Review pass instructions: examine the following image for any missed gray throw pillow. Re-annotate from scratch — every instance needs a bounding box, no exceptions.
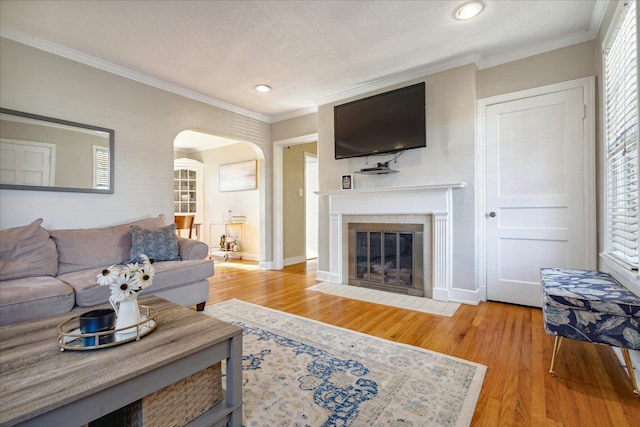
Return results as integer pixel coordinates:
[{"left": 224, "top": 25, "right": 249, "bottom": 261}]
[
  {"left": 129, "top": 223, "right": 180, "bottom": 263},
  {"left": 0, "top": 218, "right": 59, "bottom": 280}
]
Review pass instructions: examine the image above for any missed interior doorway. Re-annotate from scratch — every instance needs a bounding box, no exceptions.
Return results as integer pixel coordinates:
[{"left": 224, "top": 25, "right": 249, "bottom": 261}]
[{"left": 273, "top": 134, "right": 319, "bottom": 270}]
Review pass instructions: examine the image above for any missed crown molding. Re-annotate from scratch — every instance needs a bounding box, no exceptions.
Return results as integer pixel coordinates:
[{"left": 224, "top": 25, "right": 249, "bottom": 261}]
[
  {"left": 478, "top": 0, "right": 607, "bottom": 69},
  {"left": 273, "top": 133, "right": 318, "bottom": 146},
  {"left": 1, "top": 27, "right": 272, "bottom": 124},
  {"left": 313, "top": 53, "right": 480, "bottom": 107},
  {"left": 316, "top": 23, "right": 599, "bottom": 108},
  {"left": 271, "top": 106, "right": 318, "bottom": 123},
  {"left": 589, "top": 0, "right": 609, "bottom": 36},
  {"left": 477, "top": 28, "right": 597, "bottom": 70}
]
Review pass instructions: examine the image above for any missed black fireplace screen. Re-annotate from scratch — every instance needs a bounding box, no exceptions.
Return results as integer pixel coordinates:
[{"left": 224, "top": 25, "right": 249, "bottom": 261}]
[
  {"left": 356, "top": 231, "right": 413, "bottom": 286},
  {"left": 348, "top": 222, "right": 425, "bottom": 297}
]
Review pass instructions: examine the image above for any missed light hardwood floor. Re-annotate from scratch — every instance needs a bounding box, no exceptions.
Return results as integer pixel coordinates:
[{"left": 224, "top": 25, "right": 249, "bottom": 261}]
[{"left": 206, "top": 259, "right": 640, "bottom": 426}]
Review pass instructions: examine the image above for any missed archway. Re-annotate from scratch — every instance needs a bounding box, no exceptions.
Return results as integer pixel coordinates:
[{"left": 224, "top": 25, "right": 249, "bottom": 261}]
[{"left": 174, "top": 130, "right": 266, "bottom": 263}]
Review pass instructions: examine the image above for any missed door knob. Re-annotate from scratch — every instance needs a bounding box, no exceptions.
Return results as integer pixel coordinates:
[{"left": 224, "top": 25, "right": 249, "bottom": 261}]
[{"left": 489, "top": 212, "right": 496, "bottom": 218}]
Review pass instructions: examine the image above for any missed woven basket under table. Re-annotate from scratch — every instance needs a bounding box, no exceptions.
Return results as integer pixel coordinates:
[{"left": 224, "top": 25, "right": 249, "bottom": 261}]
[{"left": 90, "top": 362, "right": 222, "bottom": 427}]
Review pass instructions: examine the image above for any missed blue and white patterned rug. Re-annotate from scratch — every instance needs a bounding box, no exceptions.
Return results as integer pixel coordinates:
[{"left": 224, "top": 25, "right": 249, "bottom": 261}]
[{"left": 205, "top": 299, "right": 486, "bottom": 427}]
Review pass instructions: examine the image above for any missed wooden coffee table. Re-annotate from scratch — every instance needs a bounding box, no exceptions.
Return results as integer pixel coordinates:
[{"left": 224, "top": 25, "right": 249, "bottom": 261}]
[{"left": 0, "top": 296, "right": 243, "bottom": 427}]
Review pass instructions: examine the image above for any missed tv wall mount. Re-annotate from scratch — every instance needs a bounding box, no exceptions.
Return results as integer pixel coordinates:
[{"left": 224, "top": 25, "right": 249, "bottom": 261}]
[{"left": 355, "top": 162, "right": 399, "bottom": 175}]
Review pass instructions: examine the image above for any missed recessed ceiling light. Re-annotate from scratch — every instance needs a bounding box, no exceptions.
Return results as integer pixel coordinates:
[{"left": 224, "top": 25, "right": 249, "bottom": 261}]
[
  {"left": 255, "top": 84, "right": 272, "bottom": 93},
  {"left": 453, "top": 1, "right": 484, "bottom": 20}
]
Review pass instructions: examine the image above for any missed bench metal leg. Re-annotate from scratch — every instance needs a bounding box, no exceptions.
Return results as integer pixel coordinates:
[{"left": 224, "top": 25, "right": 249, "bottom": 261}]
[
  {"left": 549, "top": 336, "right": 562, "bottom": 376},
  {"left": 621, "top": 348, "right": 639, "bottom": 397}
]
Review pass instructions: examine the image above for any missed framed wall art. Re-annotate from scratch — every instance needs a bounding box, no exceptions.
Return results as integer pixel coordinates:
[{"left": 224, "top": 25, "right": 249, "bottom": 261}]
[
  {"left": 219, "top": 160, "right": 257, "bottom": 192},
  {"left": 341, "top": 174, "right": 354, "bottom": 190}
]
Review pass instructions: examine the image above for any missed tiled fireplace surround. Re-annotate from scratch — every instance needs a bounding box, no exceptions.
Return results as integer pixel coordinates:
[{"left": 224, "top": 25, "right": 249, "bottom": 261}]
[{"left": 324, "top": 183, "right": 465, "bottom": 302}]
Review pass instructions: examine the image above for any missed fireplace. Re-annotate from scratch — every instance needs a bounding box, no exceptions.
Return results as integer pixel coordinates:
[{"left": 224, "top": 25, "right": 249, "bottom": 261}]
[
  {"left": 321, "top": 183, "right": 465, "bottom": 302},
  {"left": 348, "top": 223, "right": 424, "bottom": 296}
]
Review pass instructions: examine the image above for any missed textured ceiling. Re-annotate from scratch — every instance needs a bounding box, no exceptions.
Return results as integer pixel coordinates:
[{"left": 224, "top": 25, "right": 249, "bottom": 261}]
[{"left": 1, "top": 0, "right": 603, "bottom": 123}]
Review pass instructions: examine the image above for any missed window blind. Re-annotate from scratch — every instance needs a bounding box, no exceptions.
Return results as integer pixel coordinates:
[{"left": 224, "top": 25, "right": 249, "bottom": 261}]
[{"left": 605, "top": 1, "right": 638, "bottom": 269}]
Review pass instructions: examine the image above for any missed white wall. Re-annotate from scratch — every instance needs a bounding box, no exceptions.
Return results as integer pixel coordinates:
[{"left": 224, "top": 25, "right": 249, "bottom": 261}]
[
  {"left": 0, "top": 38, "right": 272, "bottom": 260},
  {"left": 313, "top": 42, "right": 598, "bottom": 293},
  {"left": 317, "top": 64, "right": 478, "bottom": 291}
]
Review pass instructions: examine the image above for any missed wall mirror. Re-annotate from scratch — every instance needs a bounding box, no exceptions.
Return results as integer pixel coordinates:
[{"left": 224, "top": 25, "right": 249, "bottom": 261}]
[{"left": 0, "top": 108, "right": 114, "bottom": 194}]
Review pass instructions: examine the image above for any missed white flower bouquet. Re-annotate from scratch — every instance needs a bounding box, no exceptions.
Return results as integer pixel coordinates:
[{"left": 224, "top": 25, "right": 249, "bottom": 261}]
[{"left": 97, "top": 254, "right": 155, "bottom": 302}]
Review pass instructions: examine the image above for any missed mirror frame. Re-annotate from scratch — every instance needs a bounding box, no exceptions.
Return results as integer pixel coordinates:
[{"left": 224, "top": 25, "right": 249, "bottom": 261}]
[{"left": 0, "top": 108, "right": 115, "bottom": 194}]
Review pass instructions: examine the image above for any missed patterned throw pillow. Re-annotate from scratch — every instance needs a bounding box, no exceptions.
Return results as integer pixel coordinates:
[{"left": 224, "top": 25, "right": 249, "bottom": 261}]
[{"left": 129, "top": 223, "right": 180, "bottom": 263}]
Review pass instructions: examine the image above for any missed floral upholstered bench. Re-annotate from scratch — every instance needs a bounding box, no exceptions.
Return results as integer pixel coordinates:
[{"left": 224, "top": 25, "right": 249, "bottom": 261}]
[{"left": 540, "top": 267, "right": 640, "bottom": 396}]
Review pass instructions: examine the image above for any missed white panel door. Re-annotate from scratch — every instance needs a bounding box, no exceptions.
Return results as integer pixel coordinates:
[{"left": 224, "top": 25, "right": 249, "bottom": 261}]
[
  {"left": 0, "top": 140, "right": 54, "bottom": 186},
  {"left": 485, "top": 86, "right": 590, "bottom": 307}
]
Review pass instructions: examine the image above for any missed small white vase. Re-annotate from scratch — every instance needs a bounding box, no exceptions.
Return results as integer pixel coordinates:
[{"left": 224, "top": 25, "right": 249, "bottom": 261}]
[{"left": 110, "top": 293, "right": 142, "bottom": 337}]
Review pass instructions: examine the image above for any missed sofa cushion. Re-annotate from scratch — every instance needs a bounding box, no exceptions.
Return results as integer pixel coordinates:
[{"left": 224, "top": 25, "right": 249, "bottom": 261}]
[
  {"left": 51, "top": 215, "right": 168, "bottom": 275},
  {"left": 0, "top": 218, "right": 58, "bottom": 280},
  {"left": 129, "top": 223, "right": 180, "bottom": 263},
  {"left": 0, "top": 276, "right": 75, "bottom": 326},
  {"left": 58, "top": 259, "right": 214, "bottom": 308}
]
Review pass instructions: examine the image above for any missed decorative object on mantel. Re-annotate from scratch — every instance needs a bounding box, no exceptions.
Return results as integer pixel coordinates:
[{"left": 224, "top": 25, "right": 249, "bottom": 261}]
[
  {"left": 98, "top": 254, "right": 155, "bottom": 337},
  {"left": 340, "top": 173, "right": 354, "bottom": 190}
]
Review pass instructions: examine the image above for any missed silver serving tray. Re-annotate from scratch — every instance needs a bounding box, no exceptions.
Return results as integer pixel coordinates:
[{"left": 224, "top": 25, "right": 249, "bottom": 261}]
[{"left": 56, "top": 305, "right": 158, "bottom": 351}]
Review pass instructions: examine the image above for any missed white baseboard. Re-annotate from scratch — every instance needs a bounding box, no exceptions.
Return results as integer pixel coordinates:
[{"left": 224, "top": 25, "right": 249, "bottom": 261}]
[
  {"left": 448, "top": 287, "right": 481, "bottom": 305},
  {"left": 432, "top": 288, "right": 449, "bottom": 302},
  {"left": 478, "top": 285, "right": 487, "bottom": 302},
  {"left": 210, "top": 250, "right": 259, "bottom": 262},
  {"left": 433, "top": 287, "right": 480, "bottom": 305},
  {"left": 245, "top": 252, "right": 261, "bottom": 261},
  {"left": 284, "top": 255, "right": 307, "bottom": 267},
  {"left": 316, "top": 270, "right": 331, "bottom": 282},
  {"left": 314, "top": 269, "right": 340, "bottom": 283},
  {"left": 258, "top": 260, "right": 273, "bottom": 270}
]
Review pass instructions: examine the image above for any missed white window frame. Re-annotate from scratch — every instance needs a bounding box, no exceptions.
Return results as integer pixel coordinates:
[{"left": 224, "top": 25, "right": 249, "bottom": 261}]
[
  {"left": 93, "top": 144, "right": 110, "bottom": 190},
  {"left": 600, "top": 0, "right": 640, "bottom": 294}
]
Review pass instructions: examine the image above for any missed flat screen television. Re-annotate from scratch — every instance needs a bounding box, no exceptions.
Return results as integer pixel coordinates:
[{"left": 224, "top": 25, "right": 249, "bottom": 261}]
[{"left": 334, "top": 82, "right": 426, "bottom": 160}]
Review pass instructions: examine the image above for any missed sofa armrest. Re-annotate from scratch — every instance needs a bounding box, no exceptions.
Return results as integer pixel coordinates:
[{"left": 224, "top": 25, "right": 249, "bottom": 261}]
[{"left": 178, "top": 238, "right": 209, "bottom": 260}]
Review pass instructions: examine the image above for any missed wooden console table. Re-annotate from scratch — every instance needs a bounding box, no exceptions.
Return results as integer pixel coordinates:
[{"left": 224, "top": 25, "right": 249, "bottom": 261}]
[{"left": 0, "top": 296, "right": 243, "bottom": 427}]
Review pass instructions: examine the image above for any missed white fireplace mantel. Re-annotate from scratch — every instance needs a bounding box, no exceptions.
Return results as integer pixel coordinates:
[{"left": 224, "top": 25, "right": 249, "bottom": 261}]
[
  {"left": 316, "top": 183, "right": 465, "bottom": 197},
  {"left": 320, "top": 182, "right": 466, "bottom": 302}
]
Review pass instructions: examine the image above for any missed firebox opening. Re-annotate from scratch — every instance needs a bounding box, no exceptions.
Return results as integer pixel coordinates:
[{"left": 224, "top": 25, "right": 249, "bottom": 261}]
[{"left": 348, "top": 223, "right": 424, "bottom": 297}]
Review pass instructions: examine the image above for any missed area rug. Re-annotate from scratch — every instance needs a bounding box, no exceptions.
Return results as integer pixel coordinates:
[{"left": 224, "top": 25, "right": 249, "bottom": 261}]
[
  {"left": 307, "top": 283, "right": 461, "bottom": 317},
  {"left": 204, "top": 299, "right": 486, "bottom": 426}
]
